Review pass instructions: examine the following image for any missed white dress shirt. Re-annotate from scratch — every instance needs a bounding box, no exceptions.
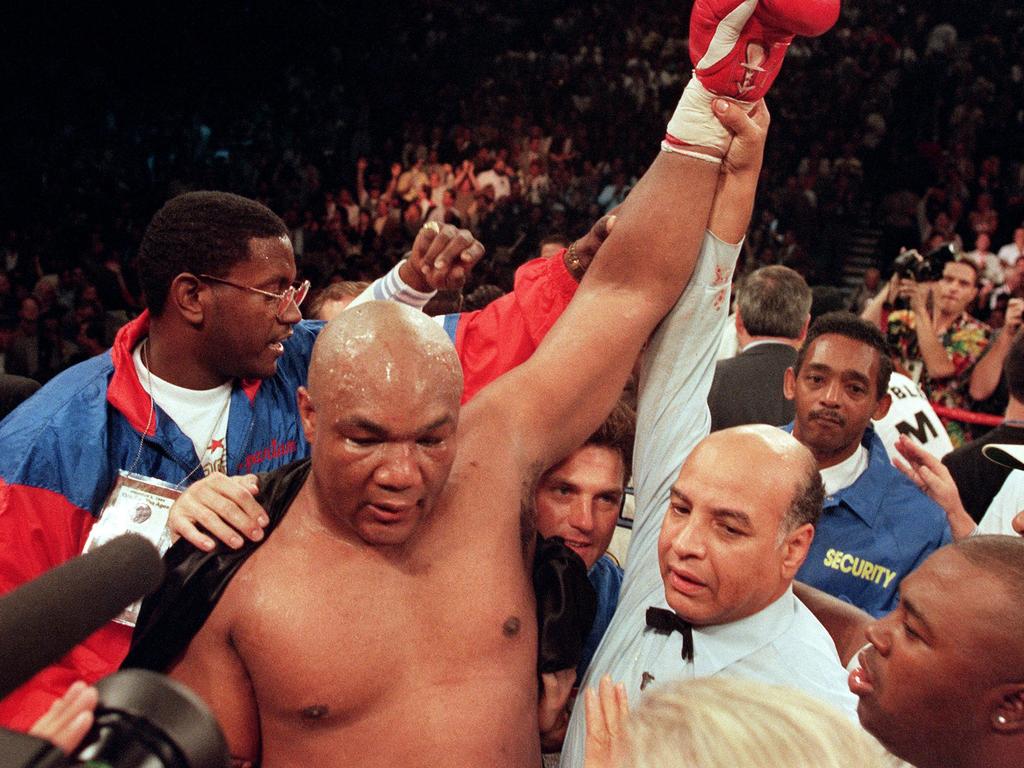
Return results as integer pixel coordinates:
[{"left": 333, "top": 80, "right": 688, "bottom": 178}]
[{"left": 560, "top": 232, "right": 858, "bottom": 767}]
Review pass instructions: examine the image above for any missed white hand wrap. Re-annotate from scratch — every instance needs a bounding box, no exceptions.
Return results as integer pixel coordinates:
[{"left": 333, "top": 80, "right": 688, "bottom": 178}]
[{"left": 663, "top": 78, "right": 753, "bottom": 158}]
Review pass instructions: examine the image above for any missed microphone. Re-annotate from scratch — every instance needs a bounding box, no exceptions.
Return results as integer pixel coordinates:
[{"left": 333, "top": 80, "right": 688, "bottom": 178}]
[{"left": 0, "top": 534, "right": 164, "bottom": 700}]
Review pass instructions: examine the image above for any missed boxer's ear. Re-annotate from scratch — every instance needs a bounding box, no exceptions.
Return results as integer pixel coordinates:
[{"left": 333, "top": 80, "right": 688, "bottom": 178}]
[{"left": 297, "top": 387, "right": 316, "bottom": 445}]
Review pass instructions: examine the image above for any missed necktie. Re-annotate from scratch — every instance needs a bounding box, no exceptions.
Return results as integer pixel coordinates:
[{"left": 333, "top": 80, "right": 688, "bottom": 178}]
[{"left": 645, "top": 606, "right": 694, "bottom": 662}]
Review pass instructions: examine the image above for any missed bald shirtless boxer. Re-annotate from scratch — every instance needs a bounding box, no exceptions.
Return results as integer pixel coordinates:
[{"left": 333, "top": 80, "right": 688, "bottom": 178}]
[
  {"left": 125, "top": 2, "right": 839, "bottom": 765},
  {"left": 138, "top": 209, "right": 720, "bottom": 767},
  {"left": 139, "top": 178, "right": 720, "bottom": 765}
]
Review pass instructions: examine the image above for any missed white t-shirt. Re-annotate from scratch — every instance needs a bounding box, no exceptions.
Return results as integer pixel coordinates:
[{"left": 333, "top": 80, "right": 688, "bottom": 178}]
[
  {"left": 133, "top": 344, "right": 232, "bottom": 476},
  {"left": 978, "top": 470, "right": 1024, "bottom": 535},
  {"left": 820, "top": 445, "right": 869, "bottom": 497},
  {"left": 475, "top": 169, "right": 511, "bottom": 201},
  {"left": 873, "top": 372, "right": 953, "bottom": 462},
  {"left": 996, "top": 242, "right": 1024, "bottom": 268}
]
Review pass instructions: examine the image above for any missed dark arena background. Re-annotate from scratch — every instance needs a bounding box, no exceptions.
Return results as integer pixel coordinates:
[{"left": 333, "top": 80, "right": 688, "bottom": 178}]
[
  {"left": 2, "top": 0, "right": 1023, "bottom": 376},
  {"left": 3, "top": 4, "right": 1024, "bottom": 765}
]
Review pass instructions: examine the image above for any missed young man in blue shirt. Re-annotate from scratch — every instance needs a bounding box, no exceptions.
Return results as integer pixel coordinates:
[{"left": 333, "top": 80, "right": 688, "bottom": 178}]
[{"left": 533, "top": 399, "right": 633, "bottom": 683}]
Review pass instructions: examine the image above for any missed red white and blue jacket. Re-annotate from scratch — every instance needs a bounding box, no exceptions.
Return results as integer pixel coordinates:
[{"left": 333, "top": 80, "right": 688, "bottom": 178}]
[
  {"left": 440, "top": 249, "right": 580, "bottom": 403},
  {"left": 0, "top": 252, "right": 578, "bottom": 729},
  {"left": 0, "top": 312, "right": 319, "bottom": 728}
]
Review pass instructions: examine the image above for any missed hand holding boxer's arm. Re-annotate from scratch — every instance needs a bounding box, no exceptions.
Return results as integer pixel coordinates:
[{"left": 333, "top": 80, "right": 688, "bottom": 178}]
[
  {"left": 708, "top": 99, "right": 770, "bottom": 244},
  {"left": 168, "top": 472, "right": 265, "bottom": 551},
  {"left": 564, "top": 214, "right": 617, "bottom": 282}
]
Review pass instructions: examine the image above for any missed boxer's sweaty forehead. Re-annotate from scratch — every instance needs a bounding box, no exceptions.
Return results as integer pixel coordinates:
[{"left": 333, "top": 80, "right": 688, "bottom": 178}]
[{"left": 308, "top": 302, "right": 462, "bottom": 406}]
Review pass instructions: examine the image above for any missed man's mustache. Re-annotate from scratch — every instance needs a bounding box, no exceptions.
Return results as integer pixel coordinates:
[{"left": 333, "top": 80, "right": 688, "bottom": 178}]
[{"left": 809, "top": 409, "right": 845, "bottom": 426}]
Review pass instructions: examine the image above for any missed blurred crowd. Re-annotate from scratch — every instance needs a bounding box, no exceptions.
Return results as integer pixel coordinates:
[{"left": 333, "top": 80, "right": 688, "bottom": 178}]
[
  {"left": 3, "top": 4, "right": 1024, "bottom": 767},
  {"left": 2, "top": 0, "right": 1023, "bottom": 386}
]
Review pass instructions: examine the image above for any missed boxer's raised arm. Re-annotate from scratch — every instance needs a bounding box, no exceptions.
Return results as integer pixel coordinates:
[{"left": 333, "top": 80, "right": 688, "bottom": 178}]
[
  {"left": 451, "top": 214, "right": 616, "bottom": 402},
  {"left": 476, "top": 102, "right": 763, "bottom": 481}
]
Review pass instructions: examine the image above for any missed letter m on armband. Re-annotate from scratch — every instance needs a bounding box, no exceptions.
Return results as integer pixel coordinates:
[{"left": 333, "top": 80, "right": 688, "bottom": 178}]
[{"left": 895, "top": 411, "right": 939, "bottom": 444}]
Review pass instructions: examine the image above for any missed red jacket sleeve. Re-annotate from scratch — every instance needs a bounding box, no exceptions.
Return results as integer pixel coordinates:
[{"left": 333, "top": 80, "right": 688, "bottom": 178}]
[
  {"left": 0, "top": 481, "right": 133, "bottom": 731},
  {"left": 455, "top": 251, "right": 579, "bottom": 403}
]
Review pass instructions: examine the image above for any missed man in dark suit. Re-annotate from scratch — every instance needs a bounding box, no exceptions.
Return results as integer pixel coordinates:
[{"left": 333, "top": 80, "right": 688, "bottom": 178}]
[{"left": 708, "top": 265, "right": 811, "bottom": 431}]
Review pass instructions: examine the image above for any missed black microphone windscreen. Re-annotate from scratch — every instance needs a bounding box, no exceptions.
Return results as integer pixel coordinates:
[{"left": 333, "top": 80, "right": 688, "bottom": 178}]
[{"left": 0, "top": 534, "right": 164, "bottom": 700}]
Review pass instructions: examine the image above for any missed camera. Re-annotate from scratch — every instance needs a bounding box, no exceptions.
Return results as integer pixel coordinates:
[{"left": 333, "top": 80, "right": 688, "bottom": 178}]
[
  {"left": 892, "top": 243, "right": 958, "bottom": 283},
  {"left": 0, "top": 670, "right": 228, "bottom": 768}
]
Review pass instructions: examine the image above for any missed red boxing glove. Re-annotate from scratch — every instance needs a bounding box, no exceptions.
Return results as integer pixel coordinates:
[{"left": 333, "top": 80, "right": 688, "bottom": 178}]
[{"left": 689, "top": 0, "right": 840, "bottom": 102}]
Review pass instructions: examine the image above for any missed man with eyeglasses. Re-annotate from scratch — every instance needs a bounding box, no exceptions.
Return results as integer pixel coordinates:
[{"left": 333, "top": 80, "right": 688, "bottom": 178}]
[
  {"left": 0, "top": 184, "right": 621, "bottom": 730},
  {"left": 0, "top": 190, "right": 493, "bottom": 729}
]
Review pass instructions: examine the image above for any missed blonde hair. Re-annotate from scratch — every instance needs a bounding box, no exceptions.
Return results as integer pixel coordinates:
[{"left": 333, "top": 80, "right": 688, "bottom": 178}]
[{"left": 625, "top": 678, "right": 897, "bottom": 768}]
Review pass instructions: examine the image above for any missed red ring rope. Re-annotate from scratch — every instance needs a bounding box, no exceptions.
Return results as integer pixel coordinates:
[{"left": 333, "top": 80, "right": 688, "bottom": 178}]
[{"left": 932, "top": 405, "right": 1002, "bottom": 428}]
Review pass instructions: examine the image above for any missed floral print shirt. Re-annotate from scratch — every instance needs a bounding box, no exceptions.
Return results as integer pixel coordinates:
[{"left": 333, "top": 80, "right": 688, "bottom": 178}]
[{"left": 886, "top": 310, "right": 992, "bottom": 447}]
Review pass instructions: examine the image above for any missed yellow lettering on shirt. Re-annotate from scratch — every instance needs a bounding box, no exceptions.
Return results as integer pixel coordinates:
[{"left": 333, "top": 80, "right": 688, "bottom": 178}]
[
  {"left": 822, "top": 549, "right": 897, "bottom": 589},
  {"left": 823, "top": 548, "right": 838, "bottom": 569}
]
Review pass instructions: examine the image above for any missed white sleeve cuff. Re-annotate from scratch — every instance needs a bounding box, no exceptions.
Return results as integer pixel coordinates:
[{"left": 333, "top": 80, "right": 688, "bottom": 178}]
[{"left": 347, "top": 259, "right": 437, "bottom": 311}]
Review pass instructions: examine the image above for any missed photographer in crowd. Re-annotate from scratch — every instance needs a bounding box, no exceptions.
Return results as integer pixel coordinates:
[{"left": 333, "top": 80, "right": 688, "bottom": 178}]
[{"left": 864, "top": 249, "right": 992, "bottom": 447}]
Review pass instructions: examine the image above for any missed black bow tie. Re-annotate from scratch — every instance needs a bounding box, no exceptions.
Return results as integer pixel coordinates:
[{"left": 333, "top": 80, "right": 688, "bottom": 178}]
[{"left": 646, "top": 606, "right": 695, "bottom": 662}]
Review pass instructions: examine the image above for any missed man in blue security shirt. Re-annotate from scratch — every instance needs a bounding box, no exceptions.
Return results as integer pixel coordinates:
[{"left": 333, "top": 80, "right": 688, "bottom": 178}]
[{"left": 783, "top": 312, "right": 952, "bottom": 617}]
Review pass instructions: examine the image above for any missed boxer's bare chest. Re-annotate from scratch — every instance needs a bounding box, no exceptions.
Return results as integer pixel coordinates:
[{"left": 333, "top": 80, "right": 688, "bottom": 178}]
[{"left": 224, "top": 509, "right": 536, "bottom": 731}]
